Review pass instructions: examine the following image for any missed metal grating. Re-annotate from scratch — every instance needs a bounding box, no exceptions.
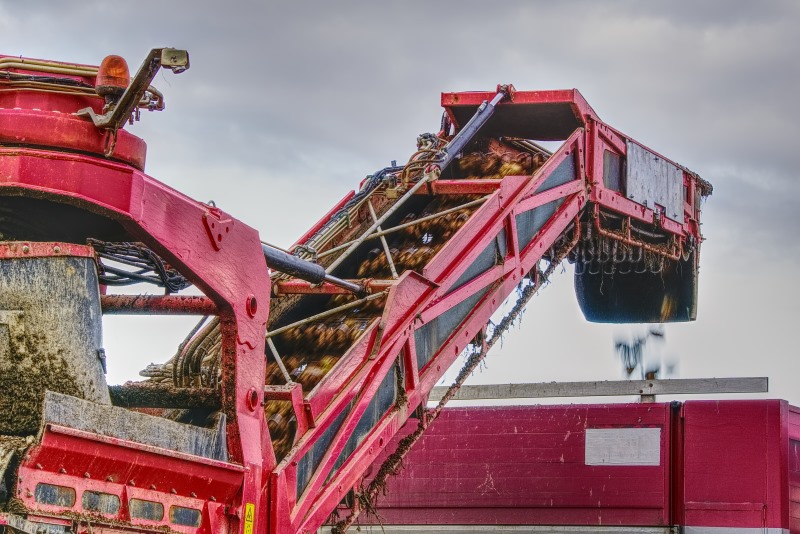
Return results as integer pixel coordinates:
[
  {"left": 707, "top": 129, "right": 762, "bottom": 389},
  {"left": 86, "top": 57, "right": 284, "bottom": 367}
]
[
  {"left": 414, "top": 287, "right": 490, "bottom": 371},
  {"left": 296, "top": 402, "right": 352, "bottom": 497},
  {"left": 515, "top": 199, "right": 565, "bottom": 252},
  {"left": 44, "top": 391, "right": 228, "bottom": 461},
  {"left": 448, "top": 228, "right": 507, "bottom": 294},
  {"left": 534, "top": 152, "right": 576, "bottom": 194},
  {"left": 603, "top": 150, "right": 625, "bottom": 194},
  {"left": 327, "top": 362, "right": 399, "bottom": 482}
]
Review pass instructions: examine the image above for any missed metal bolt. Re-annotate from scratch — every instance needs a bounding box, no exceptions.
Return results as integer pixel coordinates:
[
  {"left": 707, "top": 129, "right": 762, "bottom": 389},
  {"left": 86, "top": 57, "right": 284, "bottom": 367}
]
[
  {"left": 53, "top": 245, "right": 61, "bottom": 254},
  {"left": 246, "top": 294, "right": 258, "bottom": 317},
  {"left": 246, "top": 387, "right": 259, "bottom": 411},
  {"left": 22, "top": 245, "right": 30, "bottom": 254}
]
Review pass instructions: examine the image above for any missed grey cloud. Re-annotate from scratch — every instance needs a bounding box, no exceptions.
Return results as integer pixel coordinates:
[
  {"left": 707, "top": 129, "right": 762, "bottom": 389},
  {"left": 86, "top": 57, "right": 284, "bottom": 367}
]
[
  {"left": 3, "top": 1, "right": 800, "bottom": 401},
  {"left": 11, "top": 0, "right": 794, "bottom": 182}
]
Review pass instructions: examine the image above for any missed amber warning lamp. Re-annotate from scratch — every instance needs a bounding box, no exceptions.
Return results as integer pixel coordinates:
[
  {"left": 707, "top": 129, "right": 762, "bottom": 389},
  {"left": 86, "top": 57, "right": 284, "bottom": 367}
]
[
  {"left": 95, "top": 55, "right": 131, "bottom": 98},
  {"left": 78, "top": 48, "right": 189, "bottom": 135}
]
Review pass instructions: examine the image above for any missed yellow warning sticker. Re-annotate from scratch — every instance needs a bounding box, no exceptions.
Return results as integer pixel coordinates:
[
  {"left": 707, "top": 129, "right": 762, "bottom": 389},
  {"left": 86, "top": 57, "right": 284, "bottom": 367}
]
[{"left": 244, "top": 503, "right": 255, "bottom": 534}]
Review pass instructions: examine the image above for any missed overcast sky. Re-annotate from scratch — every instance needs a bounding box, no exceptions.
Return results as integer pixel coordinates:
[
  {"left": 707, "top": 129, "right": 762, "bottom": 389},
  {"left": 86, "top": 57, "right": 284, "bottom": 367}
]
[{"left": 3, "top": 1, "right": 799, "bottom": 404}]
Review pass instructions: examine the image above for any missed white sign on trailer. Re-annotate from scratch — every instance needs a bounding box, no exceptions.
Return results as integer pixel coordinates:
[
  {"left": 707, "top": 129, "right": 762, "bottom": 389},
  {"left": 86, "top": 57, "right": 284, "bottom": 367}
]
[{"left": 584, "top": 427, "right": 661, "bottom": 466}]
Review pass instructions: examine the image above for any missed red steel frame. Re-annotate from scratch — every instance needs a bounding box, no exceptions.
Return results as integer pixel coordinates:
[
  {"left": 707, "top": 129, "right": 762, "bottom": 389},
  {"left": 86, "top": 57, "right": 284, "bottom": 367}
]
[
  {"left": 0, "top": 140, "right": 272, "bottom": 533},
  {"left": 0, "top": 74, "right": 705, "bottom": 534},
  {"left": 269, "top": 89, "right": 704, "bottom": 532}
]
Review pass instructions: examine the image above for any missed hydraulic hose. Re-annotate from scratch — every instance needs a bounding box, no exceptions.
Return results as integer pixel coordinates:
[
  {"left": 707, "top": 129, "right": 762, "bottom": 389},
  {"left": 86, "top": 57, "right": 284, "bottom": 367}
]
[
  {"left": 435, "top": 87, "right": 510, "bottom": 172},
  {"left": 262, "top": 244, "right": 362, "bottom": 295}
]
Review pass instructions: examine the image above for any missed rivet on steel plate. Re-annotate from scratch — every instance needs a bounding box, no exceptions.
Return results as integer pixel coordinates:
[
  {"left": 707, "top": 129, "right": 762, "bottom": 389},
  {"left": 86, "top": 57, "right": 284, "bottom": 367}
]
[
  {"left": 22, "top": 245, "right": 30, "bottom": 254},
  {"left": 246, "top": 387, "right": 259, "bottom": 411},
  {"left": 53, "top": 245, "right": 61, "bottom": 254},
  {"left": 246, "top": 294, "right": 258, "bottom": 317}
]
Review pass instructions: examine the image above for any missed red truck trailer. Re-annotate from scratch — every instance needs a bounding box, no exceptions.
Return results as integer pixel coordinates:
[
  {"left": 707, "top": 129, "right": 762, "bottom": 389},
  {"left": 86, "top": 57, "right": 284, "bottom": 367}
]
[{"left": 345, "top": 400, "right": 798, "bottom": 533}]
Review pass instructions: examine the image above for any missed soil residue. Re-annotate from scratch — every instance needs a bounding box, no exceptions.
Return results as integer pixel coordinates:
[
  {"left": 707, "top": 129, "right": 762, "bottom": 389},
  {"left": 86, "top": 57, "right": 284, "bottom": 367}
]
[{"left": 0, "top": 331, "right": 83, "bottom": 435}]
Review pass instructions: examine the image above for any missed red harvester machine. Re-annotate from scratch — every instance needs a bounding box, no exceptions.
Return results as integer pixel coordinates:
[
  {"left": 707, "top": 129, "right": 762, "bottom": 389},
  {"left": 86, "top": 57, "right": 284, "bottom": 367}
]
[{"left": 0, "top": 49, "right": 710, "bottom": 534}]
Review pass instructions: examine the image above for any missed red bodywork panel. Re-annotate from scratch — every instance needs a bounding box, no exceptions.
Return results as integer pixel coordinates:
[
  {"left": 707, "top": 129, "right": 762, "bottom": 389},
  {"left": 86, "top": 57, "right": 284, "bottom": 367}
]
[
  {"left": 364, "top": 404, "right": 672, "bottom": 526},
  {"left": 18, "top": 425, "right": 244, "bottom": 534},
  {"left": 0, "top": 56, "right": 147, "bottom": 169},
  {"left": 681, "top": 400, "right": 791, "bottom": 530},
  {"left": 357, "top": 401, "right": 798, "bottom": 532}
]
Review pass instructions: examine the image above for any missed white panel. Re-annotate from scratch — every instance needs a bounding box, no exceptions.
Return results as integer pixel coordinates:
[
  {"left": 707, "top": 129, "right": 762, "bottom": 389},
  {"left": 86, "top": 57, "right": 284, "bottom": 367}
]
[
  {"left": 584, "top": 427, "right": 661, "bottom": 466},
  {"left": 428, "top": 377, "right": 768, "bottom": 401},
  {"left": 685, "top": 529, "right": 787, "bottom": 534},
  {"left": 626, "top": 141, "right": 683, "bottom": 221}
]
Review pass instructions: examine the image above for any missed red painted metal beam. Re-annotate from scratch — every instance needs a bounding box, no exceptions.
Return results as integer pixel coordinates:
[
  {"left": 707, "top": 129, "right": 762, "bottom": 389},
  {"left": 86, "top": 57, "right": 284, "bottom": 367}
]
[
  {"left": 0, "top": 146, "right": 272, "bottom": 534},
  {"left": 441, "top": 88, "right": 601, "bottom": 128},
  {"left": 0, "top": 241, "right": 95, "bottom": 259},
  {"left": 291, "top": 190, "right": 356, "bottom": 248},
  {"left": 273, "top": 279, "right": 394, "bottom": 296},
  {"left": 418, "top": 179, "right": 503, "bottom": 195},
  {"left": 101, "top": 294, "right": 218, "bottom": 315}
]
